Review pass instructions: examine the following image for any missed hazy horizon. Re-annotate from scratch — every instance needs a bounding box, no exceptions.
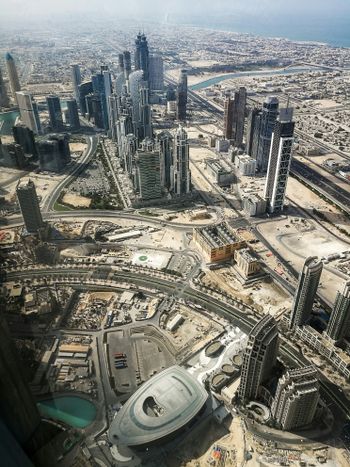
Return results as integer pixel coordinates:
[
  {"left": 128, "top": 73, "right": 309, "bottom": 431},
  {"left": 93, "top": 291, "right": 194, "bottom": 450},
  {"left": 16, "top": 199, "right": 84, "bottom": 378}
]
[
  {"left": 1, "top": 0, "right": 350, "bottom": 22},
  {"left": 1, "top": 0, "right": 350, "bottom": 47}
]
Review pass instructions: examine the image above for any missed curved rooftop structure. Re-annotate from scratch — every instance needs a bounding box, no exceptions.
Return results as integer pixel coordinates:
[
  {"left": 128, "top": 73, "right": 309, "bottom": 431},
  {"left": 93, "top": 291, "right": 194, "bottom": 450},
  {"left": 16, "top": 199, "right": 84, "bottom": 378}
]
[{"left": 109, "top": 366, "right": 208, "bottom": 446}]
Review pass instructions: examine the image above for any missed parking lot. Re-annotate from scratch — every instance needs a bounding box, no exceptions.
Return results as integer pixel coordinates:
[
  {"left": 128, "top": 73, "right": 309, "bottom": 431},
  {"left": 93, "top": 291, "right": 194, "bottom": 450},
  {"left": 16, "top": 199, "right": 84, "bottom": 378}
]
[{"left": 107, "top": 325, "right": 175, "bottom": 395}]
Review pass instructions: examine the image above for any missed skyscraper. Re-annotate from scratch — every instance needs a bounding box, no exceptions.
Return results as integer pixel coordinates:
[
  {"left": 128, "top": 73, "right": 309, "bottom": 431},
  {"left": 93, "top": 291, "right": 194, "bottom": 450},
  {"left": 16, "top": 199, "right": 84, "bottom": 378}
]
[
  {"left": 16, "top": 179, "right": 44, "bottom": 234},
  {"left": 232, "top": 87, "right": 246, "bottom": 148},
  {"left": 139, "top": 86, "right": 152, "bottom": 140},
  {"left": 78, "top": 81, "right": 93, "bottom": 115},
  {"left": 246, "top": 107, "right": 260, "bottom": 157},
  {"left": 70, "top": 64, "right": 81, "bottom": 104},
  {"left": 123, "top": 51, "right": 132, "bottom": 80},
  {"left": 16, "top": 92, "right": 41, "bottom": 134},
  {"left": 289, "top": 257, "right": 323, "bottom": 330},
  {"left": 172, "top": 126, "right": 191, "bottom": 195},
  {"left": 0, "top": 66, "right": 10, "bottom": 108},
  {"left": 157, "top": 131, "right": 173, "bottom": 190},
  {"left": 238, "top": 314, "right": 278, "bottom": 402},
  {"left": 118, "top": 54, "right": 124, "bottom": 73},
  {"left": 5, "top": 52, "right": 21, "bottom": 99},
  {"left": 91, "top": 67, "right": 112, "bottom": 130},
  {"left": 46, "top": 95, "right": 63, "bottom": 131},
  {"left": 38, "top": 134, "right": 71, "bottom": 172},
  {"left": 135, "top": 145, "right": 162, "bottom": 201},
  {"left": 135, "top": 33, "right": 150, "bottom": 82},
  {"left": 0, "top": 315, "right": 46, "bottom": 460},
  {"left": 129, "top": 70, "right": 146, "bottom": 138},
  {"left": 13, "top": 122, "right": 37, "bottom": 156},
  {"left": 271, "top": 366, "right": 319, "bottom": 431},
  {"left": 0, "top": 141, "right": 26, "bottom": 169},
  {"left": 326, "top": 281, "right": 350, "bottom": 342},
  {"left": 264, "top": 108, "right": 295, "bottom": 214},
  {"left": 256, "top": 96, "right": 279, "bottom": 172},
  {"left": 149, "top": 55, "right": 164, "bottom": 91},
  {"left": 223, "top": 94, "right": 234, "bottom": 140},
  {"left": 176, "top": 69, "right": 188, "bottom": 122},
  {"left": 122, "top": 133, "right": 138, "bottom": 175},
  {"left": 66, "top": 98, "right": 80, "bottom": 130}
]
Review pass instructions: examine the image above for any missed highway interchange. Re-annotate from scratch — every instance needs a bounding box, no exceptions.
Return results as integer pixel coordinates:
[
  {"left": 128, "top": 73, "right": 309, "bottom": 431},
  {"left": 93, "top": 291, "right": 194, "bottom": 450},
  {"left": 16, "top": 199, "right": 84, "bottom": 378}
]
[{"left": 2, "top": 70, "right": 350, "bottom": 451}]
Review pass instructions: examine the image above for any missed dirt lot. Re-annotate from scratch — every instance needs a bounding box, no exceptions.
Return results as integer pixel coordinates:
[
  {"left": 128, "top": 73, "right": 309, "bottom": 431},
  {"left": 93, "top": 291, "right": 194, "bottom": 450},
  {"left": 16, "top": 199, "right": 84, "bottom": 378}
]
[{"left": 62, "top": 192, "right": 92, "bottom": 208}]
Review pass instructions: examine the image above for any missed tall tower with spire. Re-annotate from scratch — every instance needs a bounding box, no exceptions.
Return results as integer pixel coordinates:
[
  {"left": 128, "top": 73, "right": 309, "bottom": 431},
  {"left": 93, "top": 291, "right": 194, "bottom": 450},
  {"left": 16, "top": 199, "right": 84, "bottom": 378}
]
[{"left": 5, "top": 52, "right": 21, "bottom": 99}]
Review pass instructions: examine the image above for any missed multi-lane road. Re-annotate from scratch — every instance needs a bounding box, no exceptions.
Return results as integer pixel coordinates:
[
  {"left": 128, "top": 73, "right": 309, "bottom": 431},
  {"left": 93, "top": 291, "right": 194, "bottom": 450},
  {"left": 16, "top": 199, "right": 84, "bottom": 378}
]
[
  {"left": 6, "top": 264, "right": 350, "bottom": 420},
  {"left": 42, "top": 135, "right": 99, "bottom": 212}
]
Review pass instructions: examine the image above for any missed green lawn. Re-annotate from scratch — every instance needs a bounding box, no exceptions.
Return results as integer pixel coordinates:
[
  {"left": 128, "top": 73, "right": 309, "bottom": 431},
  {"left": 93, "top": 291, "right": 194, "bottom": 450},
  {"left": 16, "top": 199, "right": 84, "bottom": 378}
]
[{"left": 53, "top": 201, "right": 74, "bottom": 212}]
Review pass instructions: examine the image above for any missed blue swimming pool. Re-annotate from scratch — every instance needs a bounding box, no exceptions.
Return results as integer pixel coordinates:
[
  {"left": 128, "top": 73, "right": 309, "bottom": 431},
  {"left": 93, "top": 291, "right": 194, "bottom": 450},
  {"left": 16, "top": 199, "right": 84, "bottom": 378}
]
[{"left": 37, "top": 396, "right": 97, "bottom": 429}]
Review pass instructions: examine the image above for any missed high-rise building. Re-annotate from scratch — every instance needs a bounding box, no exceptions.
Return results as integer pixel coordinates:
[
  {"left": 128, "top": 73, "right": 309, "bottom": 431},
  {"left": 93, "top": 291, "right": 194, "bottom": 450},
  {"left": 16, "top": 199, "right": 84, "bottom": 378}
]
[
  {"left": 0, "top": 141, "right": 26, "bottom": 169},
  {"left": 326, "top": 281, "right": 350, "bottom": 342},
  {"left": 70, "top": 64, "right": 81, "bottom": 104},
  {"left": 118, "top": 54, "right": 124, "bottom": 73},
  {"left": 223, "top": 93, "right": 234, "bottom": 140},
  {"left": 271, "top": 366, "right": 319, "bottom": 431},
  {"left": 157, "top": 131, "right": 173, "bottom": 190},
  {"left": 135, "top": 146, "right": 162, "bottom": 201},
  {"left": 149, "top": 55, "right": 164, "bottom": 91},
  {"left": 78, "top": 81, "right": 93, "bottom": 115},
  {"left": 232, "top": 87, "right": 246, "bottom": 148},
  {"left": 5, "top": 52, "right": 21, "bottom": 99},
  {"left": 103, "top": 69, "right": 113, "bottom": 123},
  {"left": 13, "top": 123, "right": 37, "bottom": 156},
  {"left": 135, "top": 33, "right": 150, "bottom": 82},
  {"left": 246, "top": 108, "right": 260, "bottom": 157},
  {"left": 38, "top": 134, "right": 70, "bottom": 172},
  {"left": 176, "top": 69, "right": 188, "bottom": 121},
  {"left": 123, "top": 51, "right": 132, "bottom": 80},
  {"left": 86, "top": 93, "right": 104, "bottom": 129},
  {"left": 139, "top": 86, "right": 152, "bottom": 140},
  {"left": 264, "top": 108, "right": 295, "bottom": 214},
  {"left": 92, "top": 68, "right": 111, "bottom": 130},
  {"left": 256, "top": 96, "right": 279, "bottom": 172},
  {"left": 66, "top": 98, "right": 80, "bottom": 130},
  {"left": 289, "top": 256, "right": 323, "bottom": 329},
  {"left": 46, "top": 95, "right": 63, "bottom": 131},
  {"left": 16, "top": 92, "right": 41, "bottom": 134},
  {"left": 238, "top": 315, "right": 278, "bottom": 402},
  {"left": 0, "top": 66, "right": 10, "bottom": 108},
  {"left": 172, "top": 126, "right": 191, "bottom": 195},
  {"left": 129, "top": 70, "right": 146, "bottom": 138},
  {"left": 0, "top": 315, "right": 48, "bottom": 461},
  {"left": 122, "top": 133, "right": 138, "bottom": 175},
  {"left": 115, "top": 72, "right": 126, "bottom": 98},
  {"left": 16, "top": 179, "right": 44, "bottom": 234}
]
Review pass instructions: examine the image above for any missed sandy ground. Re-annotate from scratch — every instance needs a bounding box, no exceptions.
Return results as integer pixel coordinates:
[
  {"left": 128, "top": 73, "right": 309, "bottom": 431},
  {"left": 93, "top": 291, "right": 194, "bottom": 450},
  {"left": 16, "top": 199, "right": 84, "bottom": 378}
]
[
  {"left": 286, "top": 176, "right": 350, "bottom": 237},
  {"left": 203, "top": 268, "right": 291, "bottom": 316},
  {"left": 69, "top": 142, "right": 87, "bottom": 153},
  {"left": 312, "top": 99, "right": 340, "bottom": 109},
  {"left": 62, "top": 192, "right": 92, "bottom": 208},
  {"left": 256, "top": 215, "right": 348, "bottom": 303},
  {"left": 306, "top": 152, "right": 347, "bottom": 165}
]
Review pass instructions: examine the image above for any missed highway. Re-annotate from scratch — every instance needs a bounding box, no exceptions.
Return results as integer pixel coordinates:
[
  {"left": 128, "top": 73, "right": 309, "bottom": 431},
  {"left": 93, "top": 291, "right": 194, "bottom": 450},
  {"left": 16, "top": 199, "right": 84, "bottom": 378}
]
[
  {"left": 42, "top": 135, "right": 99, "bottom": 212},
  {"left": 5, "top": 264, "right": 350, "bottom": 419},
  {"left": 5, "top": 206, "right": 224, "bottom": 231}
]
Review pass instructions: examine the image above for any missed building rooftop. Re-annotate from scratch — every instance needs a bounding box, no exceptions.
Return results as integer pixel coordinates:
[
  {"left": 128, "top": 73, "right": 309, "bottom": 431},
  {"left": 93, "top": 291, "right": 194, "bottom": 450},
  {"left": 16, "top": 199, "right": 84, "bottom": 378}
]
[
  {"left": 109, "top": 365, "right": 208, "bottom": 446},
  {"left": 197, "top": 222, "right": 238, "bottom": 249}
]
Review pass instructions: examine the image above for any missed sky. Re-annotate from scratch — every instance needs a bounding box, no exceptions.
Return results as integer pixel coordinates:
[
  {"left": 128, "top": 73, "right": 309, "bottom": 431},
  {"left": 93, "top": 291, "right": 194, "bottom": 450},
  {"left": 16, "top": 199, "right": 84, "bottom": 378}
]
[{"left": 1, "top": 0, "right": 349, "bottom": 21}]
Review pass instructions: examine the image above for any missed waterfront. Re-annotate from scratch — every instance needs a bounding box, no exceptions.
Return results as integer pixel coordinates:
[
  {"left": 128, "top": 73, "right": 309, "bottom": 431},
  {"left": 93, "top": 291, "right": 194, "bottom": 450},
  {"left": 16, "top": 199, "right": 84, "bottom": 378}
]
[{"left": 190, "top": 66, "right": 326, "bottom": 91}]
